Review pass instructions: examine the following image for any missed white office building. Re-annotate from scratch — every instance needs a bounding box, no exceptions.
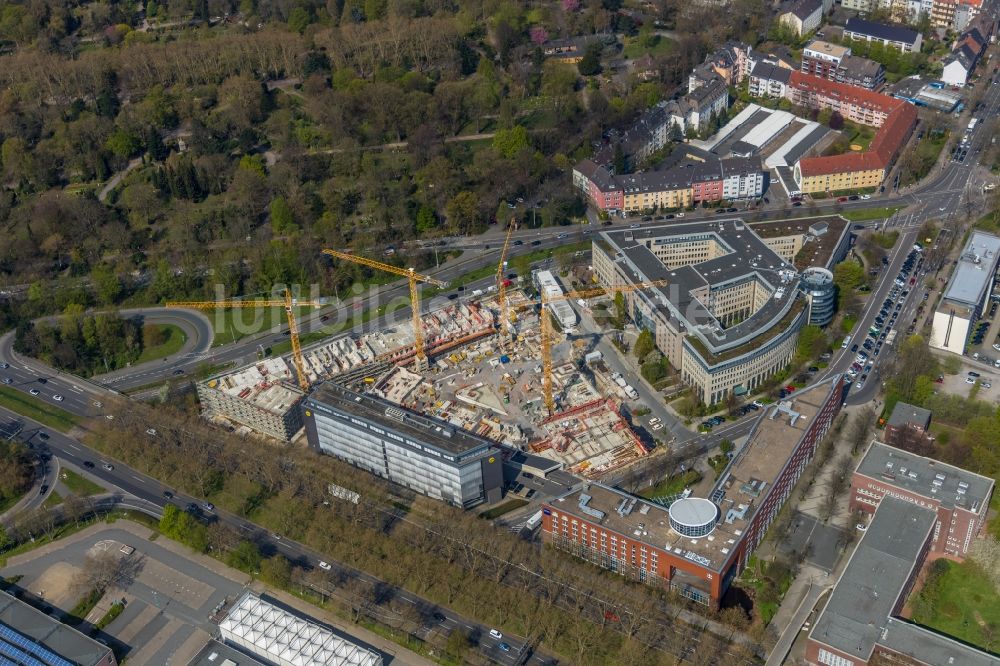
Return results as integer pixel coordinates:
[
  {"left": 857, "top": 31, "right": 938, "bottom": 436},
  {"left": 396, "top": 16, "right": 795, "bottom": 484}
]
[{"left": 930, "top": 231, "right": 1000, "bottom": 355}]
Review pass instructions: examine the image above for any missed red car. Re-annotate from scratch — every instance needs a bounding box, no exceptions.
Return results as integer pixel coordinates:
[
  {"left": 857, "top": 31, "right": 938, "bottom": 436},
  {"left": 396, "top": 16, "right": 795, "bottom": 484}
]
[
  {"left": 837, "top": 197, "right": 848, "bottom": 202},
  {"left": 785, "top": 385, "right": 796, "bottom": 392}
]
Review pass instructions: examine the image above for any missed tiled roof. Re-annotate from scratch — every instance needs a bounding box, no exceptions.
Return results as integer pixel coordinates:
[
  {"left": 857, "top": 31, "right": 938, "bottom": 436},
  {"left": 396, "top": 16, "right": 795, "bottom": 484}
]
[
  {"left": 750, "top": 61, "right": 793, "bottom": 84},
  {"left": 781, "top": 0, "right": 823, "bottom": 21},
  {"left": 789, "top": 71, "right": 900, "bottom": 114},
  {"left": 797, "top": 102, "right": 915, "bottom": 177}
]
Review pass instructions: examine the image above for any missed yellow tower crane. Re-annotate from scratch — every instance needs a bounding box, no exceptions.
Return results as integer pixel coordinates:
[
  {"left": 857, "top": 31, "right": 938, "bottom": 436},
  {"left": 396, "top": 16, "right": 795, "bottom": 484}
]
[
  {"left": 322, "top": 249, "right": 447, "bottom": 371},
  {"left": 166, "top": 289, "right": 320, "bottom": 391},
  {"left": 495, "top": 220, "right": 516, "bottom": 348},
  {"left": 538, "top": 280, "right": 669, "bottom": 414}
]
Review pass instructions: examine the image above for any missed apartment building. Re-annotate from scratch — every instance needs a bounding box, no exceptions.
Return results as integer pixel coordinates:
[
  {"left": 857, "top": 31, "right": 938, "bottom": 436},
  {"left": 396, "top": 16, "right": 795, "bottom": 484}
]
[
  {"left": 666, "top": 77, "right": 729, "bottom": 134},
  {"left": 843, "top": 17, "right": 923, "bottom": 53},
  {"left": 931, "top": 0, "right": 986, "bottom": 30},
  {"left": 749, "top": 61, "right": 793, "bottom": 98},
  {"left": 778, "top": 0, "right": 824, "bottom": 37},
  {"left": 787, "top": 71, "right": 901, "bottom": 126},
  {"left": 801, "top": 40, "right": 852, "bottom": 78}
]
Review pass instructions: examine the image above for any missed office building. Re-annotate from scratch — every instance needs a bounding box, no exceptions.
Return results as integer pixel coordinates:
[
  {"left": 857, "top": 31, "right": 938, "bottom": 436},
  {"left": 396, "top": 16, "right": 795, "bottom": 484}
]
[
  {"left": 851, "top": 441, "right": 993, "bottom": 557},
  {"left": 542, "top": 377, "right": 844, "bottom": 606},
  {"left": 930, "top": 230, "right": 1000, "bottom": 354},
  {"left": 593, "top": 219, "right": 812, "bottom": 404},
  {"left": 303, "top": 383, "right": 504, "bottom": 507},
  {"left": 799, "top": 267, "right": 836, "bottom": 326},
  {"left": 0, "top": 591, "right": 117, "bottom": 666},
  {"left": 806, "top": 497, "right": 1000, "bottom": 666}
]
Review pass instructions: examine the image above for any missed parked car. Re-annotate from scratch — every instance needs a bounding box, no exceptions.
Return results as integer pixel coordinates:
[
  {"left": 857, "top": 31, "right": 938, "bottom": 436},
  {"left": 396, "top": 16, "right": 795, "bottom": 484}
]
[{"left": 490, "top": 629, "right": 503, "bottom": 640}]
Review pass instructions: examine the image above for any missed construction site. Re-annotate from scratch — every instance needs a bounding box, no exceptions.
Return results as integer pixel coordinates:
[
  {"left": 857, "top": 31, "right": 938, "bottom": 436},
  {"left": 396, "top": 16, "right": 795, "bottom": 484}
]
[{"left": 187, "top": 229, "right": 657, "bottom": 479}]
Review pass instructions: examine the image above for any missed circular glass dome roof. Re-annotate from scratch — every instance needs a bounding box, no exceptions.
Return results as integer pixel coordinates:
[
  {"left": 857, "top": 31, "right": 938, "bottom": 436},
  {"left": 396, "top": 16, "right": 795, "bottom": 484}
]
[{"left": 668, "top": 497, "right": 719, "bottom": 538}]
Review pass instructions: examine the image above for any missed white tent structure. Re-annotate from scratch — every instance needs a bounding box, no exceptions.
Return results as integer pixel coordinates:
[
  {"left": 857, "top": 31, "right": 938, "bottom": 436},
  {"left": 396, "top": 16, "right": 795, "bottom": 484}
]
[{"left": 219, "top": 593, "right": 382, "bottom": 666}]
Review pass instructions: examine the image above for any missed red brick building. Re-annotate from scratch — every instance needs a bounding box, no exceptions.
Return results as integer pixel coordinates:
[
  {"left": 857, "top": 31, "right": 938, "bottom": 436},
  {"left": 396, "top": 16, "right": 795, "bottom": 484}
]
[
  {"left": 850, "top": 441, "right": 994, "bottom": 558},
  {"left": 541, "top": 376, "right": 845, "bottom": 606}
]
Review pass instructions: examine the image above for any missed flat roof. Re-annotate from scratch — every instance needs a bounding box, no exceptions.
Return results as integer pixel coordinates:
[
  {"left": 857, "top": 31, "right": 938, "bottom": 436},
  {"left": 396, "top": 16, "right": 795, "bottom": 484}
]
[
  {"left": 810, "top": 497, "right": 1000, "bottom": 665},
  {"left": 188, "top": 639, "right": 268, "bottom": 666},
  {"left": 205, "top": 358, "right": 305, "bottom": 415},
  {"left": 886, "top": 401, "right": 931, "bottom": 429},
  {"left": 941, "top": 230, "right": 1000, "bottom": 307},
  {"left": 856, "top": 441, "right": 994, "bottom": 513},
  {"left": 219, "top": 593, "right": 382, "bottom": 666},
  {"left": 711, "top": 378, "right": 836, "bottom": 532},
  {"left": 809, "top": 497, "right": 936, "bottom": 661},
  {"left": 0, "top": 591, "right": 114, "bottom": 666},
  {"left": 598, "top": 218, "right": 801, "bottom": 355},
  {"left": 306, "top": 383, "right": 496, "bottom": 458},
  {"left": 548, "top": 377, "right": 840, "bottom": 572}
]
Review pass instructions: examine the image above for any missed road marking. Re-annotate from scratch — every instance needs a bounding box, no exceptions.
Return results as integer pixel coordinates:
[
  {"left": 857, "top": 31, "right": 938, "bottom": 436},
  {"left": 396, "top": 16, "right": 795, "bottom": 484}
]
[
  {"left": 69, "top": 386, "right": 83, "bottom": 393},
  {"left": 68, "top": 444, "right": 80, "bottom": 451},
  {"left": 132, "top": 475, "right": 144, "bottom": 482}
]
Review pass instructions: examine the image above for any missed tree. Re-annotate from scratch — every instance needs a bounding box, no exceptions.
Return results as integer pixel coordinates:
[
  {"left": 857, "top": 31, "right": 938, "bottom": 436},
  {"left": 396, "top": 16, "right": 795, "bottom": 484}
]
[
  {"left": 829, "top": 111, "right": 845, "bottom": 130},
  {"left": 634, "top": 329, "right": 655, "bottom": 360},
  {"left": 288, "top": 7, "right": 311, "bottom": 33},
  {"left": 415, "top": 205, "right": 437, "bottom": 234},
  {"left": 91, "top": 264, "right": 122, "bottom": 305},
  {"left": 578, "top": 43, "right": 603, "bottom": 76},
  {"left": 613, "top": 292, "right": 626, "bottom": 329},
  {"left": 612, "top": 142, "right": 626, "bottom": 174},
  {"left": 106, "top": 129, "right": 142, "bottom": 159},
  {"left": 227, "top": 540, "right": 263, "bottom": 573},
  {"left": 270, "top": 197, "right": 298, "bottom": 234},
  {"left": 260, "top": 555, "right": 292, "bottom": 587},
  {"left": 492, "top": 125, "right": 530, "bottom": 158},
  {"left": 445, "top": 191, "right": 480, "bottom": 234}
]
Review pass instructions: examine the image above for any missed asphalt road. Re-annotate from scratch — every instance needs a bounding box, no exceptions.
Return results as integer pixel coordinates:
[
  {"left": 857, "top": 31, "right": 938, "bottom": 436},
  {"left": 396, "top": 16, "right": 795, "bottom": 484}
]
[{"left": 0, "top": 403, "right": 549, "bottom": 665}]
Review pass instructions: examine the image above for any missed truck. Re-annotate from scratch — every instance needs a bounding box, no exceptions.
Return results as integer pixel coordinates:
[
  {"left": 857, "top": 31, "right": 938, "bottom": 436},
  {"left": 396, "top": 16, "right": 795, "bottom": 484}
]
[
  {"left": 884, "top": 329, "right": 897, "bottom": 347},
  {"left": 968, "top": 118, "right": 979, "bottom": 132},
  {"left": 524, "top": 510, "right": 544, "bottom": 531},
  {"left": 624, "top": 385, "right": 638, "bottom": 399}
]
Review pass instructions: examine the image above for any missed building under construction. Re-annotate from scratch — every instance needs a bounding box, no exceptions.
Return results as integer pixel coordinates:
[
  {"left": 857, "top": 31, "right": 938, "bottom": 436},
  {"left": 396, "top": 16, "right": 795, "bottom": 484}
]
[
  {"left": 195, "top": 298, "right": 501, "bottom": 441},
  {"left": 196, "top": 357, "right": 306, "bottom": 441}
]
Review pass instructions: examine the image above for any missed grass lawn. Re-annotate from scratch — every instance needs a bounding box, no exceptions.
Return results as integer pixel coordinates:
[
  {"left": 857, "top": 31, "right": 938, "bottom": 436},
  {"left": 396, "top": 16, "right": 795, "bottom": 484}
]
[
  {"left": 843, "top": 122, "right": 876, "bottom": 150},
  {"left": 622, "top": 35, "right": 674, "bottom": 59},
  {"left": 911, "top": 559, "right": 1000, "bottom": 653},
  {"left": 208, "top": 305, "right": 315, "bottom": 346},
  {"left": 60, "top": 469, "right": 105, "bottom": 497},
  {"left": 0, "top": 387, "right": 80, "bottom": 433},
  {"left": 135, "top": 324, "right": 187, "bottom": 364},
  {"left": 42, "top": 491, "right": 63, "bottom": 509},
  {"left": 871, "top": 231, "right": 899, "bottom": 250},
  {"left": 638, "top": 470, "right": 702, "bottom": 499},
  {"left": 479, "top": 498, "right": 529, "bottom": 520},
  {"left": 841, "top": 207, "right": 903, "bottom": 221}
]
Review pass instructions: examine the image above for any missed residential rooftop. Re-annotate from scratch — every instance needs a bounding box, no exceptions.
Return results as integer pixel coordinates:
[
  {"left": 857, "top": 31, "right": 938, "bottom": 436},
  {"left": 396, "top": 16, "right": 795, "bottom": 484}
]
[
  {"left": 803, "top": 40, "right": 851, "bottom": 59},
  {"left": 941, "top": 230, "right": 1000, "bottom": 307},
  {"left": 844, "top": 17, "right": 921, "bottom": 46},
  {"left": 306, "top": 382, "right": 498, "bottom": 459},
  {"left": 205, "top": 358, "right": 305, "bottom": 415},
  {"left": 855, "top": 441, "right": 994, "bottom": 513}
]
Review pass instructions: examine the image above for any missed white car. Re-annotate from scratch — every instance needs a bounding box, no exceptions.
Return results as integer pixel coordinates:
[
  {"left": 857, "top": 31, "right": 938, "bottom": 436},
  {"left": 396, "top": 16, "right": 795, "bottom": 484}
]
[
  {"left": 675, "top": 213, "right": 685, "bottom": 218},
  {"left": 102, "top": 462, "right": 114, "bottom": 471},
  {"left": 992, "top": 343, "right": 1000, "bottom": 352},
  {"left": 29, "top": 389, "right": 40, "bottom": 396},
  {"left": 860, "top": 194, "right": 871, "bottom": 200},
  {"left": 318, "top": 561, "right": 332, "bottom": 570},
  {"left": 652, "top": 423, "right": 664, "bottom": 431},
  {"left": 489, "top": 629, "right": 503, "bottom": 640},
  {"left": 146, "top": 428, "right": 157, "bottom": 436},
  {"left": 53, "top": 394, "right": 64, "bottom": 401},
  {"left": 648, "top": 417, "right": 661, "bottom": 425},
  {"left": 966, "top": 377, "right": 977, "bottom": 384},
  {"left": 983, "top": 382, "right": 993, "bottom": 389}
]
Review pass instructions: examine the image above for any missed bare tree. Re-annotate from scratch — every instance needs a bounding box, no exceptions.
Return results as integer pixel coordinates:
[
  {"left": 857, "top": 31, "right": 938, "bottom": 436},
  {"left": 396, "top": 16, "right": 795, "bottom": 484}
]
[{"left": 74, "top": 551, "right": 145, "bottom": 595}]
